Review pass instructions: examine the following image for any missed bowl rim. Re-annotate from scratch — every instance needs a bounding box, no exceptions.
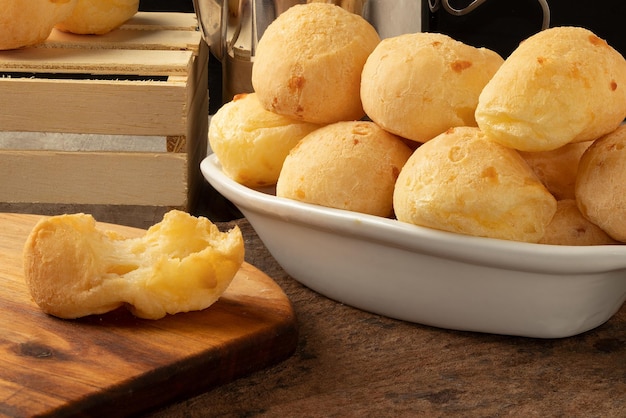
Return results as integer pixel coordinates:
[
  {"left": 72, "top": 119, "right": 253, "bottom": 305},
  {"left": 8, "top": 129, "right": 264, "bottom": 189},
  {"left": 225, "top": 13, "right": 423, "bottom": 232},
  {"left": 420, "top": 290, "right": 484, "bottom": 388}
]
[{"left": 201, "top": 154, "right": 626, "bottom": 275}]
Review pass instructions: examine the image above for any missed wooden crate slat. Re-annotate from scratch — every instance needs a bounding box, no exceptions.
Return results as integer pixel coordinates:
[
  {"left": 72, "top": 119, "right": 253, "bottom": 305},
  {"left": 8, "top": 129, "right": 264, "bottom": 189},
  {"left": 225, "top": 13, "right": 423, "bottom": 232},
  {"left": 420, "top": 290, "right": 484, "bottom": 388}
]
[
  {"left": 44, "top": 28, "right": 202, "bottom": 52},
  {"left": 0, "top": 132, "right": 167, "bottom": 152},
  {"left": 0, "top": 77, "right": 189, "bottom": 136},
  {"left": 122, "top": 12, "right": 200, "bottom": 31},
  {"left": 0, "top": 150, "right": 187, "bottom": 206},
  {"left": 0, "top": 48, "right": 194, "bottom": 76}
]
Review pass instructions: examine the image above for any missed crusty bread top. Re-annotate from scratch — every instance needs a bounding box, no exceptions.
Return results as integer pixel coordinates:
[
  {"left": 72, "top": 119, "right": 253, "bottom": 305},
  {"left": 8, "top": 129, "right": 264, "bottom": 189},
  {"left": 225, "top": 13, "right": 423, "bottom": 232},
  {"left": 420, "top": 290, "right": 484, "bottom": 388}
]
[
  {"left": 393, "top": 127, "right": 557, "bottom": 243},
  {"left": 251, "top": 3, "right": 380, "bottom": 124},
  {"left": 476, "top": 26, "right": 626, "bottom": 152},
  {"left": 361, "top": 32, "right": 503, "bottom": 143},
  {"left": 277, "top": 120, "right": 412, "bottom": 217}
]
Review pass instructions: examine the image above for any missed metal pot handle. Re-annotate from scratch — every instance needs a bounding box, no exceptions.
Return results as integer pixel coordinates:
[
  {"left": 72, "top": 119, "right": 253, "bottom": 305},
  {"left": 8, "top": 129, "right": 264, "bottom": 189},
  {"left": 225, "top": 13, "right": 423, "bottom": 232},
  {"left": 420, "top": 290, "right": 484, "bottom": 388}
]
[
  {"left": 429, "top": 0, "right": 551, "bottom": 29},
  {"left": 193, "top": 0, "right": 305, "bottom": 61}
]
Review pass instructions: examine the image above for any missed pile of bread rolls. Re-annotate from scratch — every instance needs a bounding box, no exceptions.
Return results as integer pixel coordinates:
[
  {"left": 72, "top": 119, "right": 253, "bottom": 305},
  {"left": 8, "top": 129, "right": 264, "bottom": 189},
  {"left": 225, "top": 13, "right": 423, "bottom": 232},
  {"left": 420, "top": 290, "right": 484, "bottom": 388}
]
[
  {"left": 0, "top": 0, "right": 139, "bottom": 50},
  {"left": 209, "top": 2, "right": 626, "bottom": 246}
]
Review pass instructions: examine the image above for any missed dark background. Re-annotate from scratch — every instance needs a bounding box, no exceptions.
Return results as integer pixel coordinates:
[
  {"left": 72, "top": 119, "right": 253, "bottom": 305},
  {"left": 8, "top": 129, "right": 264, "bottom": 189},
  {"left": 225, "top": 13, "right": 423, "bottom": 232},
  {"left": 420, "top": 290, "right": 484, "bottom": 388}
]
[
  {"left": 139, "top": 0, "right": 194, "bottom": 12},
  {"left": 424, "top": 0, "right": 626, "bottom": 58}
]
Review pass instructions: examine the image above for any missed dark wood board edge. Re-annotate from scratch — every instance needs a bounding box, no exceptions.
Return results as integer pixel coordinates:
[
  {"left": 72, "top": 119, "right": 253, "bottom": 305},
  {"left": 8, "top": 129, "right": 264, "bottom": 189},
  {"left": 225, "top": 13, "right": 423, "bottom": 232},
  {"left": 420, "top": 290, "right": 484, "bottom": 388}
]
[{"left": 44, "top": 319, "right": 299, "bottom": 417}]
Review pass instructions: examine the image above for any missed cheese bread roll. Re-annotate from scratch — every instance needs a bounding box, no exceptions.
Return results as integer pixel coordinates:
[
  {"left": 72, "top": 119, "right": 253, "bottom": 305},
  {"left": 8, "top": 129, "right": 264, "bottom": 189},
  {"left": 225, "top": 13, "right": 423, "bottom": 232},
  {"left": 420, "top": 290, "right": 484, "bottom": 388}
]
[
  {"left": 394, "top": 127, "right": 557, "bottom": 243},
  {"left": 277, "top": 121, "right": 413, "bottom": 217},
  {"left": 209, "top": 93, "right": 321, "bottom": 187},
  {"left": 539, "top": 199, "right": 618, "bottom": 246},
  {"left": 519, "top": 140, "right": 593, "bottom": 200},
  {"left": 576, "top": 125, "right": 626, "bottom": 242},
  {"left": 476, "top": 27, "right": 626, "bottom": 152},
  {"left": 361, "top": 32, "right": 503, "bottom": 144},
  {"left": 252, "top": 3, "right": 380, "bottom": 124}
]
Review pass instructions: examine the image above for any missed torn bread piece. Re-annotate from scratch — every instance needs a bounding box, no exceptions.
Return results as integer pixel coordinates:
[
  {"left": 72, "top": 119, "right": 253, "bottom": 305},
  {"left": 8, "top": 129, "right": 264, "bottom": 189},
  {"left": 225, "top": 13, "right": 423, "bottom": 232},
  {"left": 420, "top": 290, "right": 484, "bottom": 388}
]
[{"left": 23, "top": 210, "right": 244, "bottom": 319}]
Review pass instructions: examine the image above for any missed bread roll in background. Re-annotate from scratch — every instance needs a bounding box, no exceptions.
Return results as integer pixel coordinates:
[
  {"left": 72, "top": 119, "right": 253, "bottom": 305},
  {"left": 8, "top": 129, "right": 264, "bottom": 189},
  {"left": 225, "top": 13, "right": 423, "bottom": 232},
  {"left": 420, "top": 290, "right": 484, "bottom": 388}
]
[
  {"left": 55, "top": 0, "right": 139, "bottom": 35},
  {"left": 519, "top": 140, "right": 593, "bottom": 200},
  {"left": 0, "top": 0, "right": 77, "bottom": 50},
  {"left": 277, "top": 121, "right": 412, "bottom": 217},
  {"left": 361, "top": 32, "right": 503, "bottom": 144},
  {"left": 538, "top": 199, "right": 618, "bottom": 246},
  {"left": 251, "top": 3, "right": 380, "bottom": 124},
  {"left": 576, "top": 125, "right": 626, "bottom": 242},
  {"left": 476, "top": 27, "right": 626, "bottom": 152},
  {"left": 209, "top": 93, "right": 321, "bottom": 188},
  {"left": 394, "top": 127, "right": 557, "bottom": 243}
]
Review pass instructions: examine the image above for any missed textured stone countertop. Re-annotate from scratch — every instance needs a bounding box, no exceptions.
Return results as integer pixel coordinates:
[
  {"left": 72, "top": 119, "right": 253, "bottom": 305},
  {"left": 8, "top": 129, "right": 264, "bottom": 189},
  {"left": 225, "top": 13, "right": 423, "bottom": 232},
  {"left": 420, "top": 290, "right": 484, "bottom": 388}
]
[{"left": 143, "top": 218, "right": 625, "bottom": 417}]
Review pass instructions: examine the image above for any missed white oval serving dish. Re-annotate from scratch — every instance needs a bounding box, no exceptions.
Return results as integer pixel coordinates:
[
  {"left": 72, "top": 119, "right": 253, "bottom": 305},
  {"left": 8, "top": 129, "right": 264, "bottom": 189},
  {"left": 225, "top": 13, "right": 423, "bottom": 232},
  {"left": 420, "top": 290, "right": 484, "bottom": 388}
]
[{"left": 201, "top": 154, "right": 626, "bottom": 338}]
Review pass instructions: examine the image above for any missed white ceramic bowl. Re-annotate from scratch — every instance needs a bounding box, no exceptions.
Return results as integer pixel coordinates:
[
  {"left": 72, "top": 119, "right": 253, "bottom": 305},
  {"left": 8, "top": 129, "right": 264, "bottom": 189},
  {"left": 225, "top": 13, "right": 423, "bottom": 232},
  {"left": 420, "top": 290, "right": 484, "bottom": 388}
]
[{"left": 201, "top": 154, "right": 626, "bottom": 338}]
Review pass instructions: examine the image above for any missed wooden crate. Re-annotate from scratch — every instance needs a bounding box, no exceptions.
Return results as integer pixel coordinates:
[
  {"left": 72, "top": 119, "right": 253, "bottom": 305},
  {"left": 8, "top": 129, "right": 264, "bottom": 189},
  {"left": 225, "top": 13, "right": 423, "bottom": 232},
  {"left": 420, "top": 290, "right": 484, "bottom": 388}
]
[{"left": 0, "top": 12, "right": 209, "bottom": 225}]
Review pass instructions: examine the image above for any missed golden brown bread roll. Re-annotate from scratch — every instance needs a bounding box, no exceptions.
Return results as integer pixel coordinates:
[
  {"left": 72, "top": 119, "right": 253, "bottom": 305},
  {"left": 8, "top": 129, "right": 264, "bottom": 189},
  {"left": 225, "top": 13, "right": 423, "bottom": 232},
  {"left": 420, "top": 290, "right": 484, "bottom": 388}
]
[
  {"left": 23, "top": 210, "right": 244, "bottom": 319},
  {"left": 576, "top": 125, "right": 626, "bottom": 242},
  {"left": 519, "top": 140, "right": 593, "bottom": 200},
  {"left": 538, "top": 199, "right": 618, "bottom": 246},
  {"left": 0, "top": 0, "right": 77, "bottom": 50},
  {"left": 393, "top": 127, "right": 557, "bottom": 243},
  {"left": 276, "top": 121, "right": 413, "bottom": 217},
  {"left": 476, "top": 27, "right": 626, "bottom": 152},
  {"left": 209, "top": 93, "right": 321, "bottom": 188},
  {"left": 361, "top": 32, "right": 503, "bottom": 144},
  {"left": 55, "top": 0, "right": 139, "bottom": 35},
  {"left": 251, "top": 3, "right": 380, "bottom": 124}
]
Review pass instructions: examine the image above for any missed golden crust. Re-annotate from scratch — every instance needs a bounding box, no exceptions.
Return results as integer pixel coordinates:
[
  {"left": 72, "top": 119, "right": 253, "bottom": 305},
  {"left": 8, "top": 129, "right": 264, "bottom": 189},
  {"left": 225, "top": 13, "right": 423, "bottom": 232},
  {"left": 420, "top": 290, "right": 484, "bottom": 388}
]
[
  {"left": 361, "top": 32, "right": 503, "bottom": 143},
  {"left": 538, "top": 199, "right": 618, "bottom": 246},
  {"left": 393, "top": 127, "right": 557, "bottom": 243},
  {"left": 23, "top": 210, "right": 244, "bottom": 319},
  {"left": 519, "top": 140, "right": 593, "bottom": 200},
  {"left": 0, "top": 0, "right": 77, "bottom": 50},
  {"left": 209, "top": 93, "right": 321, "bottom": 187},
  {"left": 276, "top": 121, "right": 413, "bottom": 217},
  {"left": 576, "top": 125, "right": 626, "bottom": 242},
  {"left": 251, "top": 3, "right": 380, "bottom": 124},
  {"left": 55, "top": 0, "right": 139, "bottom": 35},
  {"left": 476, "top": 27, "right": 626, "bottom": 152}
]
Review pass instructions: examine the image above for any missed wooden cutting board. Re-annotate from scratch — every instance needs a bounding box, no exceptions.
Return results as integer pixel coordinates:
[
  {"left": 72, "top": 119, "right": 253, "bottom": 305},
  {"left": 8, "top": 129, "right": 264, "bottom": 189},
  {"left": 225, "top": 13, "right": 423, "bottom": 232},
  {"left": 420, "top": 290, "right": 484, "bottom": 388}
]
[{"left": 0, "top": 213, "right": 298, "bottom": 418}]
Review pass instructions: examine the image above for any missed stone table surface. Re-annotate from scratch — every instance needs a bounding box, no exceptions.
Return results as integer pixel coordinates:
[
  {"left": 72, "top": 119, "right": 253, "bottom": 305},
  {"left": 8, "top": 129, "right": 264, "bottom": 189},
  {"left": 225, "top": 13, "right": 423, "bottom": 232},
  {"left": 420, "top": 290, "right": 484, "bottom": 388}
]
[{"left": 143, "top": 218, "right": 626, "bottom": 418}]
